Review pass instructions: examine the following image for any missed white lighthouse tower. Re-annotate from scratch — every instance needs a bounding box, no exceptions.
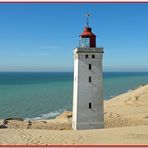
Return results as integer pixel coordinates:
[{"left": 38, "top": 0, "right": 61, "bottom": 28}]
[{"left": 72, "top": 15, "right": 104, "bottom": 130}]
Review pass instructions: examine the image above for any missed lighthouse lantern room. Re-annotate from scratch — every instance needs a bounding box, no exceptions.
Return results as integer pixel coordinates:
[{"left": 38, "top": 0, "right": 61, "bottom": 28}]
[{"left": 79, "top": 27, "right": 96, "bottom": 48}]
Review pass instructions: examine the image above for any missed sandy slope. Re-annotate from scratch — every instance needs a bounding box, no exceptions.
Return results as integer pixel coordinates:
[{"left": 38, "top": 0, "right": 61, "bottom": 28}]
[
  {"left": 104, "top": 84, "right": 148, "bottom": 128},
  {"left": 0, "top": 125, "right": 148, "bottom": 144},
  {"left": 0, "top": 84, "right": 148, "bottom": 144}
]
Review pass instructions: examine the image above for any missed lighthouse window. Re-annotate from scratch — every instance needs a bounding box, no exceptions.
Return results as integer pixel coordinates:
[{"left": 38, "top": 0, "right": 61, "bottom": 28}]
[
  {"left": 92, "top": 55, "right": 95, "bottom": 58},
  {"left": 89, "top": 64, "right": 91, "bottom": 70},
  {"left": 80, "top": 37, "right": 90, "bottom": 47},
  {"left": 85, "top": 54, "right": 88, "bottom": 58},
  {"left": 89, "top": 102, "right": 92, "bottom": 109},
  {"left": 89, "top": 76, "right": 91, "bottom": 82}
]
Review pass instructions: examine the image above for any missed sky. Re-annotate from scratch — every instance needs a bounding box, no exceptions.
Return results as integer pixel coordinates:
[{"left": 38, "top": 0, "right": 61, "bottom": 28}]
[{"left": 0, "top": 3, "right": 148, "bottom": 72}]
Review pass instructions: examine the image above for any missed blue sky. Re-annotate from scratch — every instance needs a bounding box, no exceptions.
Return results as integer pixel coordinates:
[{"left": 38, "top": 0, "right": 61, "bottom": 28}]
[{"left": 0, "top": 3, "right": 148, "bottom": 72}]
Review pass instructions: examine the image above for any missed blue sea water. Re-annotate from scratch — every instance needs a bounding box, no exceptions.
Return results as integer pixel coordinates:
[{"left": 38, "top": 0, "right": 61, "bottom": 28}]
[{"left": 0, "top": 72, "right": 148, "bottom": 120}]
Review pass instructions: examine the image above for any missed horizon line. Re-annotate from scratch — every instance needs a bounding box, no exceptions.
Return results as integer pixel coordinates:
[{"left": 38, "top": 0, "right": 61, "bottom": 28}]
[{"left": 0, "top": 71, "right": 148, "bottom": 72}]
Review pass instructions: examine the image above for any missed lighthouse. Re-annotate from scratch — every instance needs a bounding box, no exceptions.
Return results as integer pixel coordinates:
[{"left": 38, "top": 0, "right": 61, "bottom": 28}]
[{"left": 72, "top": 14, "right": 104, "bottom": 130}]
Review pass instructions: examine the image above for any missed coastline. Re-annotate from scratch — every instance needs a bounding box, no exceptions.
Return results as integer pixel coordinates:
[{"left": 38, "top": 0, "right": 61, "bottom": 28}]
[
  {"left": 0, "top": 84, "right": 148, "bottom": 144},
  {"left": 1, "top": 72, "right": 148, "bottom": 120}
]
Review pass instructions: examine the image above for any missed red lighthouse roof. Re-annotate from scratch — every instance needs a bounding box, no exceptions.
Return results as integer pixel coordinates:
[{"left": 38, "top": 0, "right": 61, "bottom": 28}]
[{"left": 80, "top": 27, "right": 96, "bottom": 37}]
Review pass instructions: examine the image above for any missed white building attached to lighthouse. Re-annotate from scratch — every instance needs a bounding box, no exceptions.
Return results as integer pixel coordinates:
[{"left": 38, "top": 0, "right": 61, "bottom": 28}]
[{"left": 72, "top": 17, "right": 104, "bottom": 130}]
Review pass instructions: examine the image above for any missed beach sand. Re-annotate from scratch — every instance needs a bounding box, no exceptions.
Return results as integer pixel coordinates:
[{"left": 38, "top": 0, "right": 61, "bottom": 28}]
[{"left": 0, "top": 84, "right": 148, "bottom": 144}]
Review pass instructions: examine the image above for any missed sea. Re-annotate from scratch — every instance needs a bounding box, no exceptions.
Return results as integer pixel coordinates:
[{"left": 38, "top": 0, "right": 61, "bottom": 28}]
[{"left": 0, "top": 72, "right": 148, "bottom": 120}]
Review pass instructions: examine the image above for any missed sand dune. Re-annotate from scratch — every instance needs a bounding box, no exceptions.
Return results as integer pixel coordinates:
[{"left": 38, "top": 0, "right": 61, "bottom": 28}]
[
  {"left": 105, "top": 84, "right": 148, "bottom": 126},
  {"left": 0, "top": 84, "right": 148, "bottom": 144}
]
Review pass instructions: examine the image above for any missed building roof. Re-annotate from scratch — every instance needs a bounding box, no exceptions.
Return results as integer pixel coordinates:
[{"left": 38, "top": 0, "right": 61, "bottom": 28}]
[{"left": 80, "top": 27, "right": 96, "bottom": 37}]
